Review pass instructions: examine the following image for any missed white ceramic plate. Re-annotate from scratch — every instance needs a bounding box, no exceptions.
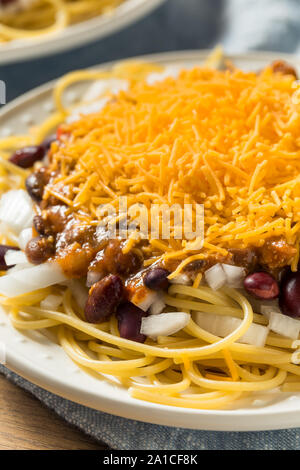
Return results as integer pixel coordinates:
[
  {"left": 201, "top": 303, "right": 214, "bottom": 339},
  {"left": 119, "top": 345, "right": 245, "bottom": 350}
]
[
  {"left": 0, "top": 0, "right": 165, "bottom": 64},
  {"left": 1, "top": 50, "right": 300, "bottom": 431}
]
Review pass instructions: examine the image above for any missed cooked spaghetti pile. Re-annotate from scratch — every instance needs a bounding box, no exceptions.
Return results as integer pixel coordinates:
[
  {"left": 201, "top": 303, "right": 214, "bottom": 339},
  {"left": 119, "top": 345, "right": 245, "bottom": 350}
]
[
  {"left": 2, "top": 60, "right": 300, "bottom": 411},
  {"left": 0, "top": 0, "right": 124, "bottom": 43},
  {"left": 48, "top": 65, "right": 300, "bottom": 269}
]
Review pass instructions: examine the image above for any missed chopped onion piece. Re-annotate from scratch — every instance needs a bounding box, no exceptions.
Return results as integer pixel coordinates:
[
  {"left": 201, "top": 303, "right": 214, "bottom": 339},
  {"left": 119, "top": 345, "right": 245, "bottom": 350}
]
[
  {"left": 222, "top": 264, "right": 246, "bottom": 288},
  {"left": 0, "top": 275, "right": 28, "bottom": 297},
  {"left": 0, "top": 190, "right": 34, "bottom": 234},
  {"left": 67, "top": 97, "right": 109, "bottom": 123},
  {"left": 4, "top": 249, "right": 27, "bottom": 266},
  {"left": 18, "top": 228, "right": 33, "bottom": 250},
  {"left": 149, "top": 295, "right": 166, "bottom": 315},
  {"left": 204, "top": 263, "right": 226, "bottom": 290},
  {"left": 40, "top": 294, "right": 62, "bottom": 310},
  {"left": 269, "top": 312, "right": 300, "bottom": 339},
  {"left": 169, "top": 273, "right": 191, "bottom": 285},
  {"left": 146, "top": 65, "right": 183, "bottom": 85},
  {"left": 86, "top": 271, "right": 103, "bottom": 287},
  {"left": 141, "top": 312, "right": 190, "bottom": 338},
  {"left": 195, "top": 311, "right": 269, "bottom": 347},
  {"left": 0, "top": 262, "right": 67, "bottom": 297},
  {"left": 131, "top": 288, "right": 158, "bottom": 312},
  {"left": 7, "top": 262, "right": 32, "bottom": 273},
  {"left": 67, "top": 279, "right": 89, "bottom": 310},
  {"left": 83, "top": 78, "right": 128, "bottom": 101},
  {"left": 260, "top": 302, "right": 281, "bottom": 319}
]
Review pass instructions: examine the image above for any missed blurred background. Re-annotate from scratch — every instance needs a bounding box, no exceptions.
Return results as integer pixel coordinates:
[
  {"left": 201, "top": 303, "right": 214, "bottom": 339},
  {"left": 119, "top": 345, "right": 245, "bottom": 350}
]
[{"left": 2, "top": 0, "right": 300, "bottom": 102}]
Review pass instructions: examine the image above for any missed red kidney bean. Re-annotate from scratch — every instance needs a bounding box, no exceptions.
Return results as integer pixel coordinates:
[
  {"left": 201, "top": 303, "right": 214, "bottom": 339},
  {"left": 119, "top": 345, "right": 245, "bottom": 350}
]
[
  {"left": 9, "top": 146, "right": 45, "bottom": 169},
  {"left": 0, "top": 244, "right": 19, "bottom": 270},
  {"left": 84, "top": 274, "right": 124, "bottom": 323},
  {"left": 279, "top": 270, "right": 300, "bottom": 318},
  {"left": 143, "top": 267, "right": 170, "bottom": 290},
  {"left": 25, "top": 236, "right": 54, "bottom": 265},
  {"left": 244, "top": 271, "right": 279, "bottom": 300},
  {"left": 116, "top": 302, "right": 147, "bottom": 343}
]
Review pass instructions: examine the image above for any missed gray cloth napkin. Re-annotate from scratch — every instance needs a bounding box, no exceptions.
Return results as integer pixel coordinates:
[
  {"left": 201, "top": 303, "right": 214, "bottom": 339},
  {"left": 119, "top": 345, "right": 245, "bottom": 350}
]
[
  {"left": 1, "top": 0, "right": 300, "bottom": 451},
  {"left": 1, "top": 364, "right": 300, "bottom": 450}
]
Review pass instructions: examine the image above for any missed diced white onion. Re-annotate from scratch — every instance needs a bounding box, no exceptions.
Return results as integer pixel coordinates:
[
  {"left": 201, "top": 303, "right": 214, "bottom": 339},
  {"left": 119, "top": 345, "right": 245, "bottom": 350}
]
[
  {"left": 7, "top": 262, "right": 32, "bottom": 273},
  {"left": 146, "top": 65, "right": 183, "bottom": 85},
  {"left": 68, "top": 79, "right": 129, "bottom": 123},
  {"left": 67, "top": 279, "right": 89, "bottom": 310},
  {"left": 195, "top": 311, "right": 269, "bottom": 347},
  {"left": 169, "top": 273, "right": 191, "bottom": 285},
  {"left": 83, "top": 78, "right": 128, "bottom": 101},
  {"left": 149, "top": 295, "right": 166, "bottom": 315},
  {"left": 4, "top": 249, "right": 28, "bottom": 266},
  {"left": 269, "top": 312, "right": 300, "bottom": 340},
  {"left": 0, "top": 190, "right": 34, "bottom": 234},
  {"left": 204, "top": 263, "right": 246, "bottom": 290},
  {"left": 67, "top": 97, "right": 109, "bottom": 123},
  {"left": 131, "top": 288, "right": 158, "bottom": 312},
  {"left": 141, "top": 312, "right": 190, "bottom": 338},
  {"left": 0, "top": 262, "right": 67, "bottom": 297},
  {"left": 86, "top": 270, "right": 103, "bottom": 287},
  {"left": 40, "top": 294, "right": 62, "bottom": 310},
  {"left": 18, "top": 227, "right": 33, "bottom": 250},
  {"left": 204, "top": 263, "right": 227, "bottom": 290},
  {"left": 221, "top": 264, "right": 246, "bottom": 288}
]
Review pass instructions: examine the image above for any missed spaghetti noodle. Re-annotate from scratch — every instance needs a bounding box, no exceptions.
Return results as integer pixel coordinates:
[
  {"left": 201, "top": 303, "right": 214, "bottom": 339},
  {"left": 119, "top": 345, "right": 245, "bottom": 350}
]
[
  {"left": 1, "top": 52, "right": 300, "bottom": 410},
  {"left": 0, "top": 0, "right": 124, "bottom": 43}
]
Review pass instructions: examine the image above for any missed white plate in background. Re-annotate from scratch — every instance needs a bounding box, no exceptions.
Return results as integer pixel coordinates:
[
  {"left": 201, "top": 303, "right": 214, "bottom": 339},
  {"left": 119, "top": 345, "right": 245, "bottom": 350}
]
[
  {"left": 1, "top": 50, "right": 300, "bottom": 431},
  {"left": 0, "top": 0, "right": 165, "bottom": 64}
]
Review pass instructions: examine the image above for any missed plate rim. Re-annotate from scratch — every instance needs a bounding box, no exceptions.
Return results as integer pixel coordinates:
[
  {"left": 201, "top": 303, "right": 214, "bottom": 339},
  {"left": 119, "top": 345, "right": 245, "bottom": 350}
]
[
  {"left": 2, "top": 49, "right": 300, "bottom": 431},
  {"left": 0, "top": 0, "right": 165, "bottom": 64},
  {"left": 2, "top": 48, "right": 300, "bottom": 114}
]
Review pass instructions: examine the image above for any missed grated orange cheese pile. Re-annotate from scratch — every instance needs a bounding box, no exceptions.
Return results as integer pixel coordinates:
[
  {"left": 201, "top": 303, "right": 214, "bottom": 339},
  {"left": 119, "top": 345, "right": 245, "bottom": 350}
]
[{"left": 44, "top": 64, "right": 300, "bottom": 271}]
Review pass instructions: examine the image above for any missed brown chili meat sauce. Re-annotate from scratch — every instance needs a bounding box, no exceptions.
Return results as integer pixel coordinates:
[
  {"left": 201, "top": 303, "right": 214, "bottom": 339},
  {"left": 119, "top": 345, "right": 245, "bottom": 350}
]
[
  {"left": 25, "top": 164, "right": 297, "bottom": 287},
  {"left": 270, "top": 60, "right": 298, "bottom": 79},
  {"left": 23, "top": 59, "right": 299, "bottom": 286},
  {"left": 25, "top": 168, "right": 144, "bottom": 281},
  {"left": 164, "top": 239, "right": 296, "bottom": 281}
]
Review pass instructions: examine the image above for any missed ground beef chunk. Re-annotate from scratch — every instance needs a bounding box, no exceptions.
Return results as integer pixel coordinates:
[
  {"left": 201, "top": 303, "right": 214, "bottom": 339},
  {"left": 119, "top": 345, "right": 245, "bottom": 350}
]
[
  {"left": 258, "top": 237, "right": 297, "bottom": 269},
  {"left": 25, "top": 236, "right": 55, "bottom": 265},
  {"left": 55, "top": 224, "right": 96, "bottom": 251},
  {"left": 228, "top": 248, "right": 258, "bottom": 271},
  {"left": 43, "top": 205, "right": 71, "bottom": 235},
  {"left": 102, "top": 239, "right": 142, "bottom": 276},
  {"left": 25, "top": 167, "right": 50, "bottom": 202},
  {"left": 57, "top": 242, "right": 95, "bottom": 278},
  {"left": 270, "top": 60, "right": 298, "bottom": 79}
]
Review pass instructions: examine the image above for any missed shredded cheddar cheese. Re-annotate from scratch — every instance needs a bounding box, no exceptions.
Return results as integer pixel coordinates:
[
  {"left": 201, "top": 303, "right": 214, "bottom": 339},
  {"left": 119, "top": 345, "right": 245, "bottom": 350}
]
[{"left": 44, "top": 64, "right": 300, "bottom": 270}]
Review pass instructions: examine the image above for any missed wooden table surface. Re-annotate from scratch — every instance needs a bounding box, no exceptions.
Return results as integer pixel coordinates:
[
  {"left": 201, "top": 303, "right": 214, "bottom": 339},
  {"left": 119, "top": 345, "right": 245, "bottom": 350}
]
[{"left": 0, "top": 373, "right": 107, "bottom": 450}]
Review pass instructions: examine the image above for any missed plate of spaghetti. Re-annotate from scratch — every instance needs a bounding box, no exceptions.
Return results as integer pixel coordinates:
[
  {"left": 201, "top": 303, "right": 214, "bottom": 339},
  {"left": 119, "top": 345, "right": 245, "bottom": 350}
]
[
  {"left": 2, "top": 49, "right": 300, "bottom": 431},
  {"left": 0, "top": 0, "right": 165, "bottom": 64}
]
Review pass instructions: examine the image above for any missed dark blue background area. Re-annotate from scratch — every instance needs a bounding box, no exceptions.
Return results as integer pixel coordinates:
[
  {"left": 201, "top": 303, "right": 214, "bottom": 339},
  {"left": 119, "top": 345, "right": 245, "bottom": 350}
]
[{"left": 0, "top": 0, "right": 224, "bottom": 102}]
